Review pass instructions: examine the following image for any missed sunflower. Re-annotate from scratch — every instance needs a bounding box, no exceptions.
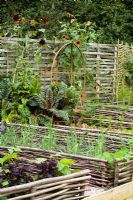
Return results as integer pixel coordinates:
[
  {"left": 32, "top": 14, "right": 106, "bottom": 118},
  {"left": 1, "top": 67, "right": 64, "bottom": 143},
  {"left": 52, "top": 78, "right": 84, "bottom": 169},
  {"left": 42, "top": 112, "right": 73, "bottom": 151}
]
[
  {"left": 80, "top": 92, "right": 87, "bottom": 101},
  {"left": 74, "top": 40, "right": 81, "bottom": 46},
  {"left": 30, "top": 19, "right": 37, "bottom": 27},
  {"left": 66, "top": 12, "right": 75, "bottom": 19},
  {"left": 61, "top": 34, "right": 69, "bottom": 40},
  {"left": 12, "top": 15, "right": 24, "bottom": 23},
  {"left": 12, "top": 15, "right": 25, "bottom": 24},
  {"left": 40, "top": 17, "right": 48, "bottom": 25},
  {"left": 13, "top": 15, "right": 20, "bottom": 22}
]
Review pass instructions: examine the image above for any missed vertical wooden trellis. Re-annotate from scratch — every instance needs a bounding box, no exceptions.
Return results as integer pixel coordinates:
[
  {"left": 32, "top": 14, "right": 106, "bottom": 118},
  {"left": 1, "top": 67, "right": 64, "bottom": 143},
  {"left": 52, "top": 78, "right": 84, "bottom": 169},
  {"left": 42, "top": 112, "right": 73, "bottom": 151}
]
[
  {"left": 50, "top": 42, "right": 87, "bottom": 90},
  {"left": 95, "top": 44, "right": 100, "bottom": 100},
  {"left": 114, "top": 45, "right": 118, "bottom": 102}
]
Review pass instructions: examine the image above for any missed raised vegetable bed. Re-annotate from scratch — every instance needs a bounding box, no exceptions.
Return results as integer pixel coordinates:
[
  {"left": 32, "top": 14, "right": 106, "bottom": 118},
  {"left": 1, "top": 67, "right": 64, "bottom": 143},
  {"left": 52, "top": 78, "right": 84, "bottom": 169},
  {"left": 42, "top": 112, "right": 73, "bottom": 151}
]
[
  {"left": 2, "top": 124, "right": 133, "bottom": 188},
  {"left": 0, "top": 146, "right": 91, "bottom": 199},
  {"left": 72, "top": 104, "right": 133, "bottom": 129}
]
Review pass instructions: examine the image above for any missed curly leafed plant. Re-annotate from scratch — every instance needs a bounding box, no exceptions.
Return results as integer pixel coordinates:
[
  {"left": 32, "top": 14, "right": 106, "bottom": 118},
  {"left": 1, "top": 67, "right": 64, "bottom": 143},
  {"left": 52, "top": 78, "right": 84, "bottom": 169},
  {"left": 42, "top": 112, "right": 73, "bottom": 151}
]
[{"left": 28, "top": 82, "right": 80, "bottom": 124}]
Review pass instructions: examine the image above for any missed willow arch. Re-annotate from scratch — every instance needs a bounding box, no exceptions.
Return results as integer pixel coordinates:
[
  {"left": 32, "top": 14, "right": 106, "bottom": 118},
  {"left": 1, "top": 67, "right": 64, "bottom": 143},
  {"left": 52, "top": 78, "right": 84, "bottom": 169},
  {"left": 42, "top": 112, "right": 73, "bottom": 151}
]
[{"left": 50, "top": 42, "right": 86, "bottom": 90}]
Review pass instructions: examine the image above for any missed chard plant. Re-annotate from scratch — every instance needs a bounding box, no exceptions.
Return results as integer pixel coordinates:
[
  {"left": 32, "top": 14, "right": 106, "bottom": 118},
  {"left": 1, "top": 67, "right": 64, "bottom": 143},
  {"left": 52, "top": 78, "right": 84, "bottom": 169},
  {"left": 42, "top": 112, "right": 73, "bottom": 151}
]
[{"left": 28, "top": 81, "right": 80, "bottom": 124}]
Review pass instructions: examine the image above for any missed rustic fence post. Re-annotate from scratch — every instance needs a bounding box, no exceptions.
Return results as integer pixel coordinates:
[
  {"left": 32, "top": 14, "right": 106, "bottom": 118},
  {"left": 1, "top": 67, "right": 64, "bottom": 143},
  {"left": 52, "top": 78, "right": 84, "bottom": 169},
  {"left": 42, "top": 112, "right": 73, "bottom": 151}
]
[
  {"left": 96, "top": 43, "right": 100, "bottom": 100},
  {"left": 114, "top": 45, "right": 118, "bottom": 103},
  {"left": 114, "top": 159, "right": 120, "bottom": 187}
]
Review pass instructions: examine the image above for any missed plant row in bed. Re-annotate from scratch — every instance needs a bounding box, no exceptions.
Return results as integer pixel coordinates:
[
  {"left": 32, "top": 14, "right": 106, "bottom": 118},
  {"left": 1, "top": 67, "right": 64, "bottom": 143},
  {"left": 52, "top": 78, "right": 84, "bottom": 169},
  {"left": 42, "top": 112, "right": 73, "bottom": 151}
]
[
  {"left": 1, "top": 123, "right": 133, "bottom": 188},
  {"left": 71, "top": 103, "right": 133, "bottom": 130},
  {"left": 0, "top": 146, "right": 91, "bottom": 199}
]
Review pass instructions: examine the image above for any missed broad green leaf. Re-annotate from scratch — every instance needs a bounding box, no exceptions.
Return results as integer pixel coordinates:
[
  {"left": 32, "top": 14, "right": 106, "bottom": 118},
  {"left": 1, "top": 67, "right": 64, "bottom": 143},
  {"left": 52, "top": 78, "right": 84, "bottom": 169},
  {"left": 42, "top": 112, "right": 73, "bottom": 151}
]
[
  {"left": 2, "top": 180, "right": 9, "bottom": 187},
  {"left": 4, "top": 169, "right": 10, "bottom": 173},
  {"left": 61, "top": 166, "right": 71, "bottom": 175},
  {"left": 1, "top": 153, "right": 18, "bottom": 165},
  {"left": 59, "top": 158, "right": 75, "bottom": 166},
  {"left": 57, "top": 162, "right": 64, "bottom": 171}
]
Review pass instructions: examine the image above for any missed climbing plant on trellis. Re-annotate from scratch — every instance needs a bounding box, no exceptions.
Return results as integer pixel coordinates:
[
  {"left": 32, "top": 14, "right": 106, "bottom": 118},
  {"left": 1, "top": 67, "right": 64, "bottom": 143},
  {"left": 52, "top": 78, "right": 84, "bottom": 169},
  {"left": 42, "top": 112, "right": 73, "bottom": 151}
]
[{"left": 50, "top": 42, "right": 86, "bottom": 89}]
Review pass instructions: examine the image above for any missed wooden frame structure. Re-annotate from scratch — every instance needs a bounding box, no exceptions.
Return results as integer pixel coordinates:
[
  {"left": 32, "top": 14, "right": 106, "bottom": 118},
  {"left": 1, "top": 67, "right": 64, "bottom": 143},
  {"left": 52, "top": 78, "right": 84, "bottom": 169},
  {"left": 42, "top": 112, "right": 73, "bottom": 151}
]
[
  {"left": 0, "top": 37, "right": 118, "bottom": 102},
  {"left": 50, "top": 42, "right": 86, "bottom": 89},
  {"left": 83, "top": 181, "right": 133, "bottom": 200}
]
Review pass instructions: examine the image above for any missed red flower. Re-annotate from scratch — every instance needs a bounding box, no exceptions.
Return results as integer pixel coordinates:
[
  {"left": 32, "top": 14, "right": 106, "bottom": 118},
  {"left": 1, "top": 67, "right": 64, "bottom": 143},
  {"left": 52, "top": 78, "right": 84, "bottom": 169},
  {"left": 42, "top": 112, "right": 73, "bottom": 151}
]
[
  {"left": 39, "top": 39, "right": 46, "bottom": 46},
  {"left": 12, "top": 15, "right": 25, "bottom": 24}
]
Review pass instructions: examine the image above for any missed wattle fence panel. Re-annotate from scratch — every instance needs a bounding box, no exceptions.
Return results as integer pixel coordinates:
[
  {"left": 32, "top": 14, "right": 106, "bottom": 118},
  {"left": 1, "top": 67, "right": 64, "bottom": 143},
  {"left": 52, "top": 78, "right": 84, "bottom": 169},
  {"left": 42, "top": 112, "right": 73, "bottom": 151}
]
[{"left": 0, "top": 37, "right": 119, "bottom": 102}]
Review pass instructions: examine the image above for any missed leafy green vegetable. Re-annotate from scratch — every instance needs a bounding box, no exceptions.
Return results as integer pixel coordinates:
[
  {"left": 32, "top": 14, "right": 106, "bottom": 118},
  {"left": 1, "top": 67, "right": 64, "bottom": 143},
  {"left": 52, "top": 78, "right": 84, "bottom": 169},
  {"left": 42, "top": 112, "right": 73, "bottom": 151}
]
[
  {"left": 2, "top": 180, "right": 9, "bottom": 187},
  {"left": 57, "top": 158, "right": 75, "bottom": 175},
  {"left": 0, "top": 153, "right": 18, "bottom": 165}
]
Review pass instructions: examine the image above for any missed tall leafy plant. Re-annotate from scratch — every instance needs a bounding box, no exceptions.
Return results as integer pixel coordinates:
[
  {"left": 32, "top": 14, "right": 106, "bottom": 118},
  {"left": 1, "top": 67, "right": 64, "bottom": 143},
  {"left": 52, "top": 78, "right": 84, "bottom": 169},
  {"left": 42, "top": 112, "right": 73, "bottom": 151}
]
[
  {"left": 1, "top": 37, "right": 42, "bottom": 123},
  {"left": 124, "top": 56, "right": 133, "bottom": 87},
  {"left": 119, "top": 55, "right": 133, "bottom": 105},
  {"left": 28, "top": 82, "right": 80, "bottom": 123},
  {"left": 0, "top": 74, "right": 12, "bottom": 121}
]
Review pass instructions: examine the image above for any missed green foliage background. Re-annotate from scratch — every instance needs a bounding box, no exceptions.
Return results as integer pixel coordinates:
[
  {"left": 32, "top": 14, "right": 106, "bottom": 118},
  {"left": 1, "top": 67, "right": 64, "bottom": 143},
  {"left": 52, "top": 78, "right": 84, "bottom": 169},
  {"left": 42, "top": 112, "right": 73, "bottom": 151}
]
[{"left": 0, "top": 0, "right": 133, "bottom": 43}]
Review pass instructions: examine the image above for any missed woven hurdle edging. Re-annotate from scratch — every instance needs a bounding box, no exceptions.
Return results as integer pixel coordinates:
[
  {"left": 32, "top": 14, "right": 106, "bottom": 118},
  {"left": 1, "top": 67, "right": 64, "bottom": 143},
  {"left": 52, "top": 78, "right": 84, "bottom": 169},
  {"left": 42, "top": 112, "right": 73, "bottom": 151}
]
[
  {"left": 5, "top": 123, "right": 133, "bottom": 188},
  {"left": 0, "top": 146, "right": 91, "bottom": 199}
]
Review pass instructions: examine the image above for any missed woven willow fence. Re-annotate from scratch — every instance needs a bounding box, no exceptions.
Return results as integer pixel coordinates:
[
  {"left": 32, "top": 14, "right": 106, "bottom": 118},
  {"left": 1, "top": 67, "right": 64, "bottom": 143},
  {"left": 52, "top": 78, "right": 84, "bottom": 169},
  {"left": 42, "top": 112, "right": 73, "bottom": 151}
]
[
  {"left": 72, "top": 104, "right": 133, "bottom": 129},
  {"left": 0, "top": 37, "right": 118, "bottom": 102},
  {"left": 84, "top": 43, "right": 117, "bottom": 102},
  {"left": 116, "top": 44, "right": 133, "bottom": 102}
]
